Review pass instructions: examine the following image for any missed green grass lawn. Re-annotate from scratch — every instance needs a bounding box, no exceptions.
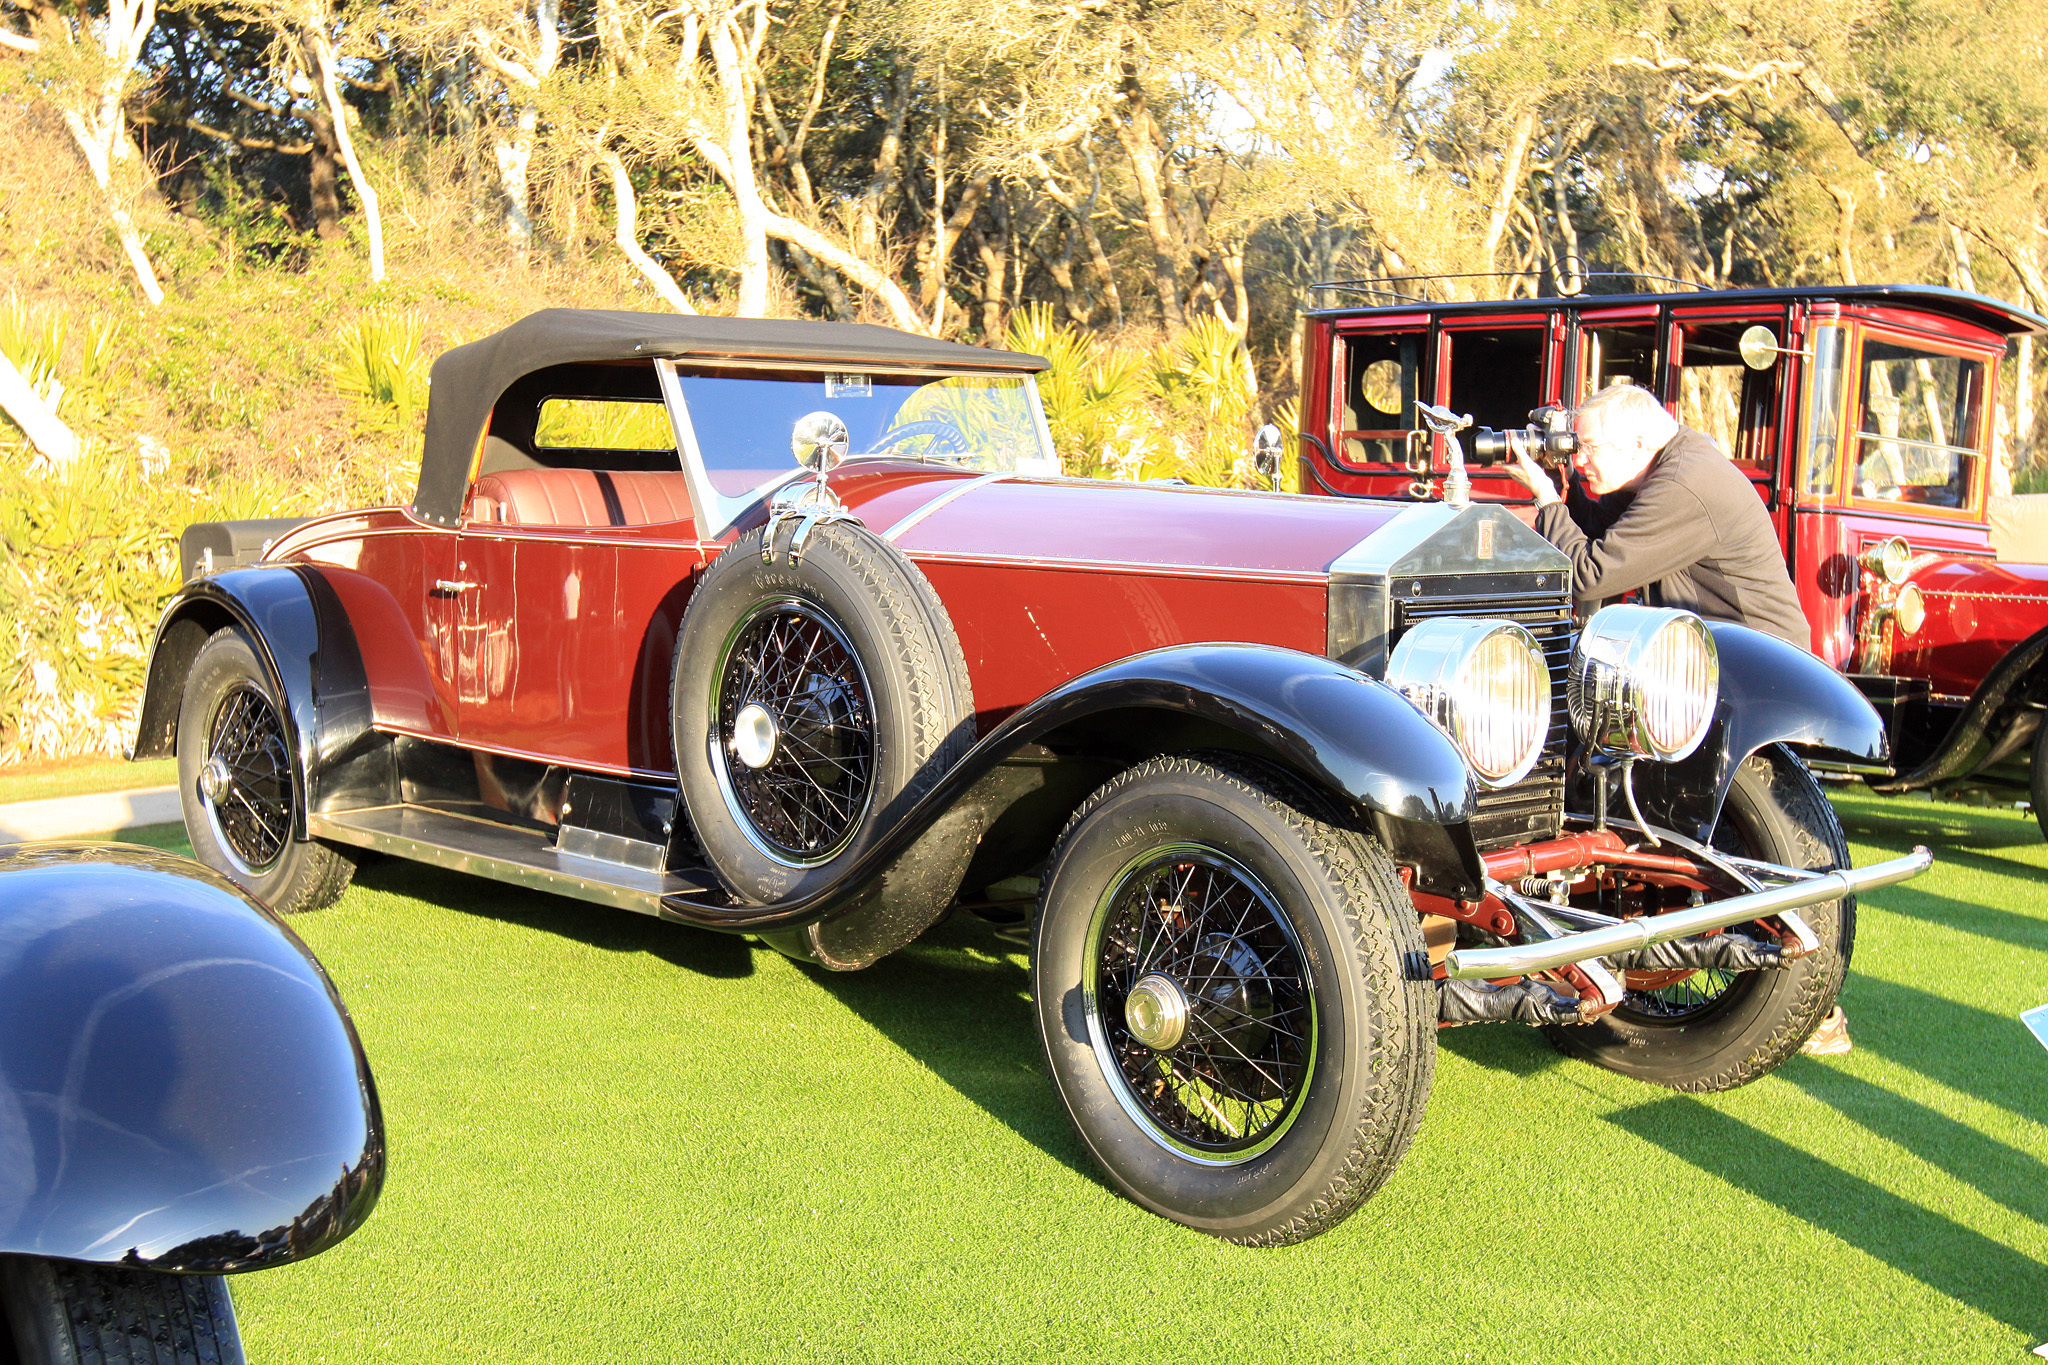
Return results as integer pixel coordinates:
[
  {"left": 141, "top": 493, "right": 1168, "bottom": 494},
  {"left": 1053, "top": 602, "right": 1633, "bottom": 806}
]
[
  {"left": 0, "top": 756, "right": 176, "bottom": 803},
  {"left": 119, "top": 790, "right": 2048, "bottom": 1363}
]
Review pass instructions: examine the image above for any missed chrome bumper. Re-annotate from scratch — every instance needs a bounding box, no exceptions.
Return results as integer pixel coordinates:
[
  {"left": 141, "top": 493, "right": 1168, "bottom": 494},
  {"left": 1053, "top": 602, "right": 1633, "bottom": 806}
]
[{"left": 1443, "top": 846, "right": 1933, "bottom": 981}]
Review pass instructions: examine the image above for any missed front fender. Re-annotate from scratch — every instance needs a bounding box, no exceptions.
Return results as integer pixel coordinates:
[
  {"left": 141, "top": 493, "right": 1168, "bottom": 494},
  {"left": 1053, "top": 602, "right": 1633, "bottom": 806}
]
[
  {"left": 664, "top": 643, "right": 1480, "bottom": 932},
  {"left": 1871, "top": 620, "right": 2048, "bottom": 792},
  {"left": 0, "top": 844, "right": 383, "bottom": 1272},
  {"left": 132, "top": 566, "right": 376, "bottom": 839},
  {"left": 1631, "top": 623, "right": 1887, "bottom": 841}
]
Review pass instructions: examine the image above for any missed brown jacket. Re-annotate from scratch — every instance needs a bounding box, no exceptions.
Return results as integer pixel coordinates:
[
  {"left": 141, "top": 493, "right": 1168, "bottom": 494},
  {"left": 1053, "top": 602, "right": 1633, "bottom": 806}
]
[{"left": 1534, "top": 424, "right": 1810, "bottom": 649}]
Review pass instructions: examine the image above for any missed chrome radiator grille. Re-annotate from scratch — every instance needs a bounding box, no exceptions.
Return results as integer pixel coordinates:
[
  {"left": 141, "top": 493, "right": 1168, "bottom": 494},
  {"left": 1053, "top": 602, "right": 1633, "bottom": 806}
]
[{"left": 1392, "top": 588, "right": 1573, "bottom": 849}]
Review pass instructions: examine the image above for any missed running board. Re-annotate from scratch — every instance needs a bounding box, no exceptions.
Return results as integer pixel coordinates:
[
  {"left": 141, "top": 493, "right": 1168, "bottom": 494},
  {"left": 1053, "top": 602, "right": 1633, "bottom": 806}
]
[{"left": 309, "top": 805, "right": 725, "bottom": 918}]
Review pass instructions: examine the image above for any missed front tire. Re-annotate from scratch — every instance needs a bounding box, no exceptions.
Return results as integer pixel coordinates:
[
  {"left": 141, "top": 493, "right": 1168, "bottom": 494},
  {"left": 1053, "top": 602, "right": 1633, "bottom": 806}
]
[
  {"left": 1032, "top": 756, "right": 1435, "bottom": 1245},
  {"left": 0, "top": 1256, "right": 243, "bottom": 1365},
  {"left": 176, "top": 628, "right": 354, "bottom": 915},
  {"left": 1544, "top": 746, "right": 1854, "bottom": 1091}
]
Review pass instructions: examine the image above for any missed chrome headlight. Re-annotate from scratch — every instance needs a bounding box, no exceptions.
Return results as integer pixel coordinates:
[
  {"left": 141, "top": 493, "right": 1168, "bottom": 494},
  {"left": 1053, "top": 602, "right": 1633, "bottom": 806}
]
[
  {"left": 1386, "top": 618, "right": 1550, "bottom": 787},
  {"left": 1568, "top": 606, "right": 1719, "bottom": 761}
]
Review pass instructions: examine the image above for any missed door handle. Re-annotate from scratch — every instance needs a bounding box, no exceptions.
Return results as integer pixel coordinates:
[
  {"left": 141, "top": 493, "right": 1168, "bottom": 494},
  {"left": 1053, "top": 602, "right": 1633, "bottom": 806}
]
[{"left": 434, "top": 579, "right": 479, "bottom": 595}]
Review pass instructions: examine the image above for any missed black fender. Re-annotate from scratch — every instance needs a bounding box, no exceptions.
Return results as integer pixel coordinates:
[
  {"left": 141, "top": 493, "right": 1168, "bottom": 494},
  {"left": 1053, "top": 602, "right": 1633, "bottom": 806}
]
[
  {"left": 1870, "top": 621, "right": 2048, "bottom": 793},
  {"left": 1629, "top": 622, "right": 1888, "bottom": 841},
  {"left": 132, "top": 566, "right": 378, "bottom": 839},
  {"left": 0, "top": 843, "right": 383, "bottom": 1272},
  {"left": 667, "top": 643, "right": 1481, "bottom": 935}
]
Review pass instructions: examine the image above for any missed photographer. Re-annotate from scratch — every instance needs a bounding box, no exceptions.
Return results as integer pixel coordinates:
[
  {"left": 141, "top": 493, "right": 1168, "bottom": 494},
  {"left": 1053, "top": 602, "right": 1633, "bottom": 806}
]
[
  {"left": 1507, "top": 384, "right": 1850, "bottom": 1056},
  {"left": 1506, "top": 383, "right": 1810, "bottom": 650}
]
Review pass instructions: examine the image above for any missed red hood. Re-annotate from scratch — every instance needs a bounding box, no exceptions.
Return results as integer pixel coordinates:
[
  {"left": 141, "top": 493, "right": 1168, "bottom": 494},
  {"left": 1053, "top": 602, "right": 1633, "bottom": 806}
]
[{"left": 836, "top": 465, "right": 1414, "bottom": 580}]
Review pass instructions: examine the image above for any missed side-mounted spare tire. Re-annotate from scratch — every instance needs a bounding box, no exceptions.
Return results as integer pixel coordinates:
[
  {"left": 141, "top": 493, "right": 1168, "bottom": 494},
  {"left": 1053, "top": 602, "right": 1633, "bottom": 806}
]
[{"left": 672, "top": 519, "right": 976, "bottom": 968}]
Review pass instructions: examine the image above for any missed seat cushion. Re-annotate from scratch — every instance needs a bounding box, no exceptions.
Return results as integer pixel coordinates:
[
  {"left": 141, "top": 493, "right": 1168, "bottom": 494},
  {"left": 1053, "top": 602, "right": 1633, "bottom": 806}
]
[{"left": 470, "top": 469, "right": 695, "bottom": 528}]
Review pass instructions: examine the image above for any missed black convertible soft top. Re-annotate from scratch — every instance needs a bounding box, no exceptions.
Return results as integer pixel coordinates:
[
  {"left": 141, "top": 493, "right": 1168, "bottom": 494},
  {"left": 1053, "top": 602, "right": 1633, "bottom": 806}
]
[{"left": 413, "top": 309, "right": 1049, "bottom": 527}]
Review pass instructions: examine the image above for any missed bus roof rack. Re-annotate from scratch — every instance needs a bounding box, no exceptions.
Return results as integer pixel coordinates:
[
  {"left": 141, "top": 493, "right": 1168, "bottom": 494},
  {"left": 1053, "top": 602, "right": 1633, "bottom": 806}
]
[{"left": 1311, "top": 257, "right": 1703, "bottom": 305}]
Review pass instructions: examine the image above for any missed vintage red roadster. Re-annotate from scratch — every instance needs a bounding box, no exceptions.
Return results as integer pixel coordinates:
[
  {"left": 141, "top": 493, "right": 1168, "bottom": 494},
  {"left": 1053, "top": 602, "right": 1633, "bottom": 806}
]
[
  {"left": 135, "top": 309, "right": 1927, "bottom": 1244},
  {"left": 1289, "top": 276, "right": 2048, "bottom": 836}
]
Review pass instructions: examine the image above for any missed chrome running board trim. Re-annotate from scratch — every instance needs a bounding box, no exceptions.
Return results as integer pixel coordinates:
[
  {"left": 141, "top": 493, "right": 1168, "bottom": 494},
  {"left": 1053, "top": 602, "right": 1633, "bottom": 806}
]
[{"left": 310, "top": 805, "right": 722, "bottom": 917}]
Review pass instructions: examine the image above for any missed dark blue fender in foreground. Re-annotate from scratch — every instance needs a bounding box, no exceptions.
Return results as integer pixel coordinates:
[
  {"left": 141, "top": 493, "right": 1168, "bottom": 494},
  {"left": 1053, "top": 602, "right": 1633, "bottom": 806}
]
[
  {"left": 1631, "top": 623, "right": 1889, "bottom": 841},
  {"left": 0, "top": 844, "right": 382, "bottom": 1272}
]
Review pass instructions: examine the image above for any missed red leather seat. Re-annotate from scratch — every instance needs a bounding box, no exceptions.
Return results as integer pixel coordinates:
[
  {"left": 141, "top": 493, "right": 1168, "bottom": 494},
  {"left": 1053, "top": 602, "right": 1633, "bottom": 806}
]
[{"left": 469, "top": 469, "right": 694, "bottom": 528}]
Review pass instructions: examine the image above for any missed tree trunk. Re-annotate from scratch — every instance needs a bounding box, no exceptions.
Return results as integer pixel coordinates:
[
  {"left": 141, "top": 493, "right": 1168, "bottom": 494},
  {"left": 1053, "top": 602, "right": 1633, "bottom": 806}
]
[
  {"left": 602, "top": 151, "right": 697, "bottom": 313},
  {"left": 0, "top": 351, "right": 80, "bottom": 466},
  {"left": 1113, "top": 84, "right": 1187, "bottom": 331},
  {"left": 494, "top": 103, "right": 539, "bottom": 246},
  {"left": 310, "top": 33, "right": 385, "bottom": 282},
  {"left": 301, "top": 76, "right": 343, "bottom": 240}
]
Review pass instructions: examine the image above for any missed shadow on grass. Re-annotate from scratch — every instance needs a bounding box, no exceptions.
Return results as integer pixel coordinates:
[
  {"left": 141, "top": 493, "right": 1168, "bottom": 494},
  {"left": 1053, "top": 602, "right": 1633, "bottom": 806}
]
[
  {"left": 352, "top": 855, "right": 757, "bottom": 978},
  {"left": 1607, "top": 1097, "right": 2048, "bottom": 1337},
  {"left": 1864, "top": 883, "right": 2048, "bottom": 955},
  {"left": 1841, "top": 973, "right": 2048, "bottom": 1127},
  {"left": 799, "top": 914, "right": 1106, "bottom": 1187},
  {"left": 1436, "top": 1021, "right": 1567, "bottom": 1078},
  {"left": 1831, "top": 794, "right": 2043, "bottom": 865},
  {"left": 1780, "top": 1058, "right": 2048, "bottom": 1225}
]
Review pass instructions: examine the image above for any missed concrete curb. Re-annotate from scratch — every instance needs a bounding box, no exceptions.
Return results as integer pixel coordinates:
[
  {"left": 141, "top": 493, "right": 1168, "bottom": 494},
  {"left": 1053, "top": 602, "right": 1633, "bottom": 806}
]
[{"left": 0, "top": 786, "right": 181, "bottom": 843}]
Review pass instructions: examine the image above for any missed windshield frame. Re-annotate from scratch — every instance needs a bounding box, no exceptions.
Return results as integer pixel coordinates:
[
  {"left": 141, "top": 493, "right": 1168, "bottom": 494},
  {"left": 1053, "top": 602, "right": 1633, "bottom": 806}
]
[{"left": 654, "top": 359, "right": 1056, "bottom": 539}]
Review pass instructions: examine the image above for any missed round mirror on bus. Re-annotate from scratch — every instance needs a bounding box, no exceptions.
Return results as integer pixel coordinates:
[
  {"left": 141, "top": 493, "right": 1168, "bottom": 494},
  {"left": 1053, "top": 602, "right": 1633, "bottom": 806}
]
[
  {"left": 792, "top": 411, "right": 849, "bottom": 472},
  {"left": 1739, "top": 325, "right": 1782, "bottom": 371}
]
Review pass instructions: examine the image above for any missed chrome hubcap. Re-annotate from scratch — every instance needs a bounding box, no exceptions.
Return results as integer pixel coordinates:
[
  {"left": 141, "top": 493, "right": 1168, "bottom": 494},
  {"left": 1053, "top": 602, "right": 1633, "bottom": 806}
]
[
  {"left": 1125, "top": 973, "right": 1191, "bottom": 1052},
  {"left": 732, "top": 702, "right": 779, "bottom": 769},
  {"left": 198, "top": 756, "right": 231, "bottom": 802}
]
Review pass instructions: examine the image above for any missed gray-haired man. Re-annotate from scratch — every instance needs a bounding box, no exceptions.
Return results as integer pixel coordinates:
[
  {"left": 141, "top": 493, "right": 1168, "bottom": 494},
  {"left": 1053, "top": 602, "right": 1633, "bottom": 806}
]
[
  {"left": 1506, "top": 383, "right": 1809, "bottom": 648},
  {"left": 1505, "top": 383, "right": 1851, "bottom": 1056}
]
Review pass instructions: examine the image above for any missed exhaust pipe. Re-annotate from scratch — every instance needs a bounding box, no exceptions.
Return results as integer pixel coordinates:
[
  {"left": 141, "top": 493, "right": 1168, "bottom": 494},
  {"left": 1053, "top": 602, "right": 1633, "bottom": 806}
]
[{"left": 1444, "top": 846, "right": 1932, "bottom": 981}]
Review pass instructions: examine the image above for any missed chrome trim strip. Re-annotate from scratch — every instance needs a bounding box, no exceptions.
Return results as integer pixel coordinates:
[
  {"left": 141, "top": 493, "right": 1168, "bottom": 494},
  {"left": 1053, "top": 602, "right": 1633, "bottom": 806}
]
[
  {"left": 308, "top": 807, "right": 701, "bottom": 916},
  {"left": 882, "top": 471, "right": 1011, "bottom": 541},
  {"left": 903, "top": 550, "right": 1327, "bottom": 585},
  {"left": 1444, "top": 846, "right": 1932, "bottom": 979},
  {"left": 370, "top": 725, "right": 676, "bottom": 784}
]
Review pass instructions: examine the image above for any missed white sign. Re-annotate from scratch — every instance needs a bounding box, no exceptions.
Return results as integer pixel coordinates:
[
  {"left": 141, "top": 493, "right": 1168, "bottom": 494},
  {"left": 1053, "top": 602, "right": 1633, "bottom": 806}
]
[{"left": 2024, "top": 1003, "right": 2048, "bottom": 1055}]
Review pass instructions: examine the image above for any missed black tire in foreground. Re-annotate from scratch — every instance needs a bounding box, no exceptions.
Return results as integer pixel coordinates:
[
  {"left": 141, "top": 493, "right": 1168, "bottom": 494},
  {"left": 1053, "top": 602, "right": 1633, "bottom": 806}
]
[
  {"left": 1545, "top": 745, "right": 1854, "bottom": 1091},
  {"left": 176, "top": 627, "right": 354, "bottom": 915},
  {"left": 672, "top": 521, "right": 975, "bottom": 906},
  {"left": 0, "top": 1256, "right": 243, "bottom": 1365},
  {"left": 1032, "top": 756, "right": 1436, "bottom": 1246}
]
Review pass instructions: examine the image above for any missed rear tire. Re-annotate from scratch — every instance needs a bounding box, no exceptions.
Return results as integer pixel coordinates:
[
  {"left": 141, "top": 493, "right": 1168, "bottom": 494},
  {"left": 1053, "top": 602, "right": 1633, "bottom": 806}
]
[
  {"left": 1544, "top": 746, "right": 1854, "bottom": 1091},
  {"left": 0, "top": 1256, "right": 243, "bottom": 1365},
  {"left": 176, "top": 628, "right": 354, "bottom": 915},
  {"left": 1032, "top": 756, "right": 1435, "bottom": 1245}
]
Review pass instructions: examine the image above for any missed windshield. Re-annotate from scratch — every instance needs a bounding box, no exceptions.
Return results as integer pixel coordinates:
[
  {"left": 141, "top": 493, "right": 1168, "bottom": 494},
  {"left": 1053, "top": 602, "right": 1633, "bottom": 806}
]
[{"left": 673, "top": 369, "right": 1056, "bottom": 499}]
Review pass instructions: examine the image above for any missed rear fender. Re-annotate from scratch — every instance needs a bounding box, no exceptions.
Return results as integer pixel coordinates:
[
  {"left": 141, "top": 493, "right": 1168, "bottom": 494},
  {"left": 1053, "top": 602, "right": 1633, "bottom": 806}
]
[
  {"left": 1628, "top": 623, "right": 1887, "bottom": 841},
  {"left": 0, "top": 844, "right": 383, "bottom": 1272},
  {"left": 132, "top": 567, "right": 380, "bottom": 839}
]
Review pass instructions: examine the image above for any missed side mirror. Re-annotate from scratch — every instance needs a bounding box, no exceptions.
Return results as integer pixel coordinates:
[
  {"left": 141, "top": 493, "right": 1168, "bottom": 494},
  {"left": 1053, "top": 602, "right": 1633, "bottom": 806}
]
[
  {"left": 792, "top": 411, "right": 849, "bottom": 472},
  {"left": 1738, "top": 325, "right": 1812, "bottom": 371},
  {"left": 1251, "top": 424, "right": 1283, "bottom": 483}
]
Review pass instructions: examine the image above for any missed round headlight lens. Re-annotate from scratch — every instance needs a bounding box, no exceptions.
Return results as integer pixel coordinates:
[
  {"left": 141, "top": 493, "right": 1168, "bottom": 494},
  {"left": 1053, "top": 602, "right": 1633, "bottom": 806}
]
[
  {"left": 1860, "top": 535, "right": 1912, "bottom": 585},
  {"left": 1892, "top": 582, "right": 1926, "bottom": 636},
  {"left": 1385, "top": 618, "right": 1550, "bottom": 787},
  {"left": 1568, "top": 606, "right": 1719, "bottom": 761}
]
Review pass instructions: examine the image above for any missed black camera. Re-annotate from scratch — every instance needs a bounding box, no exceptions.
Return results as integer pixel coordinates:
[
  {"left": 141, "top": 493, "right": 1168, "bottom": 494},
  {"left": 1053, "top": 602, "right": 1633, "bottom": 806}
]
[{"left": 1470, "top": 405, "right": 1578, "bottom": 468}]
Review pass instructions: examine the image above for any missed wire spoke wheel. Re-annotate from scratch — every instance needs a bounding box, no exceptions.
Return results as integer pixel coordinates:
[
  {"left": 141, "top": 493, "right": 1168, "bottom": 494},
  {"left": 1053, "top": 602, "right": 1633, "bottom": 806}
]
[
  {"left": 202, "top": 683, "right": 293, "bottom": 875},
  {"left": 713, "top": 598, "right": 876, "bottom": 866},
  {"left": 1085, "top": 847, "right": 1316, "bottom": 1161}
]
